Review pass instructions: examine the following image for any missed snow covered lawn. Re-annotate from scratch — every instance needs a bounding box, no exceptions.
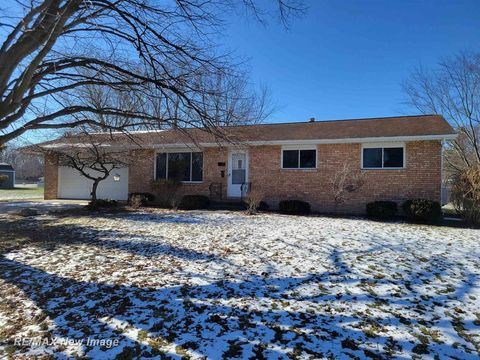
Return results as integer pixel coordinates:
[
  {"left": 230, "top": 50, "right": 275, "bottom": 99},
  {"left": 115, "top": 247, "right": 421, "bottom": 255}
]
[{"left": 0, "top": 209, "right": 479, "bottom": 359}]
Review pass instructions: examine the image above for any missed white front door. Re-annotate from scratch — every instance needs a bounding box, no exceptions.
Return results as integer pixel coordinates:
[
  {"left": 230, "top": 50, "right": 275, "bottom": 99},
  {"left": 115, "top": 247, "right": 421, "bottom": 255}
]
[{"left": 227, "top": 151, "right": 248, "bottom": 198}]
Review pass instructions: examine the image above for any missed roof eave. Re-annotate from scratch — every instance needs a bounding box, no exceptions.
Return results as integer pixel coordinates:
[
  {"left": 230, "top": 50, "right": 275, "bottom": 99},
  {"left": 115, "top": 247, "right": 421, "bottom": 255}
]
[
  {"left": 31, "top": 133, "right": 458, "bottom": 152},
  {"left": 200, "top": 133, "right": 458, "bottom": 147}
]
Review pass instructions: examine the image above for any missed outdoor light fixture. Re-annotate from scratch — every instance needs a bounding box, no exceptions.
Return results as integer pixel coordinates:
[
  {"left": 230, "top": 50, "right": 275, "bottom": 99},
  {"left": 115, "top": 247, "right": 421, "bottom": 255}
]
[{"left": 113, "top": 173, "right": 121, "bottom": 182}]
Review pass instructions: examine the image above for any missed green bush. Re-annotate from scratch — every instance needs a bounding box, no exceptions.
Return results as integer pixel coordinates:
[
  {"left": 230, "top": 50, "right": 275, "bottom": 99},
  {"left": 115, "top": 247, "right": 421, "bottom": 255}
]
[
  {"left": 278, "top": 200, "right": 311, "bottom": 215},
  {"left": 366, "top": 201, "right": 398, "bottom": 220},
  {"left": 402, "top": 199, "right": 442, "bottom": 223},
  {"left": 179, "top": 195, "right": 210, "bottom": 210}
]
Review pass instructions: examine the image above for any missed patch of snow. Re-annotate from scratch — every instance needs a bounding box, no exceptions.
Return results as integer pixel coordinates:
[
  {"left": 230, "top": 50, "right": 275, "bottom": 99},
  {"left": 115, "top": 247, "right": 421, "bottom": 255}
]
[{"left": 0, "top": 210, "right": 479, "bottom": 358}]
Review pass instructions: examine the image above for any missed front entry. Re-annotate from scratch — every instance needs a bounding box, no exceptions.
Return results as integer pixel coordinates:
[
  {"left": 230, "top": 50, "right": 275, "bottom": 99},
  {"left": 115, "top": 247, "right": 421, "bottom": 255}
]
[{"left": 227, "top": 151, "right": 248, "bottom": 198}]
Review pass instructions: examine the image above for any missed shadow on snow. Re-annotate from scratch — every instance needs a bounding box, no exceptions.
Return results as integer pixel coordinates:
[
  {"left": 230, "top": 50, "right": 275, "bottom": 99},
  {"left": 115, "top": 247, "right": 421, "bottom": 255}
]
[{"left": 0, "top": 214, "right": 479, "bottom": 358}]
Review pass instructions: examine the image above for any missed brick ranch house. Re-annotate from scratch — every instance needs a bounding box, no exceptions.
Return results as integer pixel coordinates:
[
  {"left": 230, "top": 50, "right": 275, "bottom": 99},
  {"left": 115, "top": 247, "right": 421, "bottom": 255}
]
[{"left": 38, "top": 115, "right": 456, "bottom": 213}]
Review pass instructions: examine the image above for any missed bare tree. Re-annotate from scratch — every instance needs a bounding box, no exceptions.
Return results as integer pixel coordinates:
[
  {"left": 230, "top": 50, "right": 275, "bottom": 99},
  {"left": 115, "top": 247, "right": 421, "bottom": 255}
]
[
  {"left": 450, "top": 165, "right": 480, "bottom": 225},
  {"left": 0, "top": 146, "right": 44, "bottom": 181},
  {"left": 0, "top": 0, "right": 304, "bottom": 146},
  {"left": 196, "top": 72, "right": 274, "bottom": 126},
  {"left": 403, "top": 51, "right": 480, "bottom": 173},
  {"left": 332, "top": 162, "right": 365, "bottom": 209},
  {"left": 44, "top": 130, "right": 132, "bottom": 202}
]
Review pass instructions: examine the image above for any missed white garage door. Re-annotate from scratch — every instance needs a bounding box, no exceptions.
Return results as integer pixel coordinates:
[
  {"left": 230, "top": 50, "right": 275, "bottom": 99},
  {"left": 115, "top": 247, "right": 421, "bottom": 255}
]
[{"left": 58, "top": 166, "right": 129, "bottom": 200}]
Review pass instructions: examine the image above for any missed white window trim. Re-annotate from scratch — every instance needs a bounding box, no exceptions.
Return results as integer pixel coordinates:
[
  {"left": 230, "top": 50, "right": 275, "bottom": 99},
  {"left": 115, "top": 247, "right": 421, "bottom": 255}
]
[
  {"left": 361, "top": 142, "right": 406, "bottom": 170},
  {"left": 154, "top": 150, "right": 204, "bottom": 183},
  {"left": 281, "top": 145, "right": 318, "bottom": 170}
]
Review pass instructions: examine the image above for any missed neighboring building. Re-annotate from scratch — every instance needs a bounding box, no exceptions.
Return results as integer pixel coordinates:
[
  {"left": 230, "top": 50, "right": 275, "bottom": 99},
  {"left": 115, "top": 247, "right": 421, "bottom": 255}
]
[
  {"left": 0, "top": 163, "right": 15, "bottom": 189},
  {"left": 35, "top": 115, "right": 456, "bottom": 213}
]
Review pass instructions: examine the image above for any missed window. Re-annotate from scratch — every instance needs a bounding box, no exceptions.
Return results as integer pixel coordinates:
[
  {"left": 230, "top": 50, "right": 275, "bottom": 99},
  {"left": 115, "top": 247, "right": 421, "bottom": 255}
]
[
  {"left": 362, "top": 146, "right": 404, "bottom": 169},
  {"left": 156, "top": 152, "right": 203, "bottom": 181},
  {"left": 231, "top": 153, "right": 246, "bottom": 184},
  {"left": 363, "top": 148, "right": 382, "bottom": 168},
  {"left": 282, "top": 149, "right": 316, "bottom": 169}
]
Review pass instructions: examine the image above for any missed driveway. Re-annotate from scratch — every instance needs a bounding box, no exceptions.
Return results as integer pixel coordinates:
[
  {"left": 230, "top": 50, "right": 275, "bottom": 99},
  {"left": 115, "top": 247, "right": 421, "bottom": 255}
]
[{"left": 0, "top": 199, "right": 88, "bottom": 214}]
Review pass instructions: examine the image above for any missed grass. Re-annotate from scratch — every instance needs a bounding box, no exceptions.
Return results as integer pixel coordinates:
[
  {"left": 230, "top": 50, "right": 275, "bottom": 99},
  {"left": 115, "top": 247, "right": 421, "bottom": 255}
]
[
  {"left": 0, "top": 209, "right": 479, "bottom": 359},
  {"left": 0, "top": 186, "right": 44, "bottom": 201}
]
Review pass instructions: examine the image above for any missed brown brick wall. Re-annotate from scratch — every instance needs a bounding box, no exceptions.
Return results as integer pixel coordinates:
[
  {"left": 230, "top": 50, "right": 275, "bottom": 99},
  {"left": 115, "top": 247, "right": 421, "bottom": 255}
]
[
  {"left": 128, "top": 149, "right": 155, "bottom": 194},
  {"left": 45, "top": 141, "right": 442, "bottom": 213},
  {"left": 249, "top": 141, "right": 441, "bottom": 213},
  {"left": 128, "top": 147, "right": 229, "bottom": 200},
  {"left": 44, "top": 153, "right": 59, "bottom": 200}
]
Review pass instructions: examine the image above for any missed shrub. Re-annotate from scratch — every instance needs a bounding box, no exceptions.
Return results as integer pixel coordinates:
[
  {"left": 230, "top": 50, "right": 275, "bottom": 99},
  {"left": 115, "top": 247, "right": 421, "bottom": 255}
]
[
  {"left": 278, "top": 200, "right": 311, "bottom": 215},
  {"left": 450, "top": 166, "right": 480, "bottom": 225},
  {"left": 86, "top": 199, "right": 118, "bottom": 210},
  {"left": 129, "top": 195, "right": 143, "bottom": 209},
  {"left": 244, "top": 192, "right": 266, "bottom": 215},
  {"left": 402, "top": 199, "right": 442, "bottom": 223},
  {"left": 332, "top": 162, "right": 365, "bottom": 207},
  {"left": 151, "top": 179, "right": 182, "bottom": 208},
  {"left": 169, "top": 194, "right": 182, "bottom": 210},
  {"left": 258, "top": 201, "right": 269, "bottom": 212},
  {"left": 130, "top": 192, "right": 155, "bottom": 203},
  {"left": 0, "top": 174, "right": 8, "bottom": 185},
  {"left": 129, "top": 192, "right": 155, "bottom": 208},
  {"left": 178, "top": 195, "right": 210, "bottom": 210},
  {"left": 366, "top": 201, "right": 398, "bottom": 220}
]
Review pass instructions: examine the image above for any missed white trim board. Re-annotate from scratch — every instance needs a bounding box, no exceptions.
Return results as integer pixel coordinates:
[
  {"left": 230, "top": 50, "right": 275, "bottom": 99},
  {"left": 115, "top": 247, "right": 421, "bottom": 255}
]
[
  {"left": 37, "top": 134, "right": 457, "bottom": 153},
  {"left": 168, "top": 134, "right": 457, "bottom": 148},
  {"left": 233, "top": 134, "right": 457, "bottom": 147}
]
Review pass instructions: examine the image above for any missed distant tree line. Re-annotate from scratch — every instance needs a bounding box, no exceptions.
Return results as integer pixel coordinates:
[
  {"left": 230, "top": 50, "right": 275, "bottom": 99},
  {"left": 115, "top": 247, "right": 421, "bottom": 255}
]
[
  {"left": 404, "top": 51, "right": 480, "bottom": 224},
  {"left": 0, "top": 146, "right": 43, "bottom": 181}
]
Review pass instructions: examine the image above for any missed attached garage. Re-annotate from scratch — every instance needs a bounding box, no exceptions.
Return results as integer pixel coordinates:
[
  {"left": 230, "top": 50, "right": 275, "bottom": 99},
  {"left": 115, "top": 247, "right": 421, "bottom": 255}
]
[{"left": 58, "top": 166, "right": 129, "bottom": 200}]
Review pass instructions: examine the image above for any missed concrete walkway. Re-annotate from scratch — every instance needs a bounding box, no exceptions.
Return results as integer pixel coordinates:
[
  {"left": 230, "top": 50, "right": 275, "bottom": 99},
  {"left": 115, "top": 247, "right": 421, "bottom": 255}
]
[{"left": 0, "top": 199, "right": 88, "bottom": 214}]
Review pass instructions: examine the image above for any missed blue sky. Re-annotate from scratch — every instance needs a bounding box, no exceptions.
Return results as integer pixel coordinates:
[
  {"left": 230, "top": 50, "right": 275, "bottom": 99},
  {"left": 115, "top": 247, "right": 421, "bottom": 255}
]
[
  {"left": 225, "top": 0, "right": 480, "bottom": 123},
  {"left": 5, "top": 0, "right": 480, "bottom": 146}
]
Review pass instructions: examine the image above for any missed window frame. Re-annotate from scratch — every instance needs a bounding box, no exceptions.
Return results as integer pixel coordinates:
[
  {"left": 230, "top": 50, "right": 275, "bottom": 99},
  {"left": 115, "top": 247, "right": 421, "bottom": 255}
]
[
  {"left": 281, "top": 145, "right": 318, "bottom": 170},
  {"left": 361, "top": 142, "right": 406, "bottom": 170},
  {"left": 154, "top": 149, "right": 204, "bottom": 183}
]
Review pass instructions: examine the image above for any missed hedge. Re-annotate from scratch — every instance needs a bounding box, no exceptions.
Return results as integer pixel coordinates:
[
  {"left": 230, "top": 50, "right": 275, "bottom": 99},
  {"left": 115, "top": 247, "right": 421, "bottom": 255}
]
[
  {"left": 278, "top": 200, "right": 311, "bottom": 215},
  {"left": 402, "top": 199, "right": 442, "bottom": 223},
  {"left": 366, "top": 201, "right": 398, "bottom": 220}
]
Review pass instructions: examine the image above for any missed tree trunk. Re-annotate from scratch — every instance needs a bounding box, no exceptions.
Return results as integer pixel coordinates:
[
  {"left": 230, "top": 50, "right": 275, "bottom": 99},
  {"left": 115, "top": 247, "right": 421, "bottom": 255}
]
[{"left": 91, "top": 180, "right": 99, "bottom": 203}]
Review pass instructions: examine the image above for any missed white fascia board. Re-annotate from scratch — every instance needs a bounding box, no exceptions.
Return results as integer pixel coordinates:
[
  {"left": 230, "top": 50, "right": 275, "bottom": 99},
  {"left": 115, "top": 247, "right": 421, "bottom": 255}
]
[
  {"left": 38, "top": 133, "right": 458, "bottom": 151},
  {"left": 200, "top": 133, "right": 457, "bottom": 147},
  {"left": 152, "top": 144, "right": 202, "bottom": 151},
  {"left": 123, "top": 133, "right": 458, "bottom": 148},
  {"left": 281, "top": 144, "right": 317, "bottom": 150}
]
